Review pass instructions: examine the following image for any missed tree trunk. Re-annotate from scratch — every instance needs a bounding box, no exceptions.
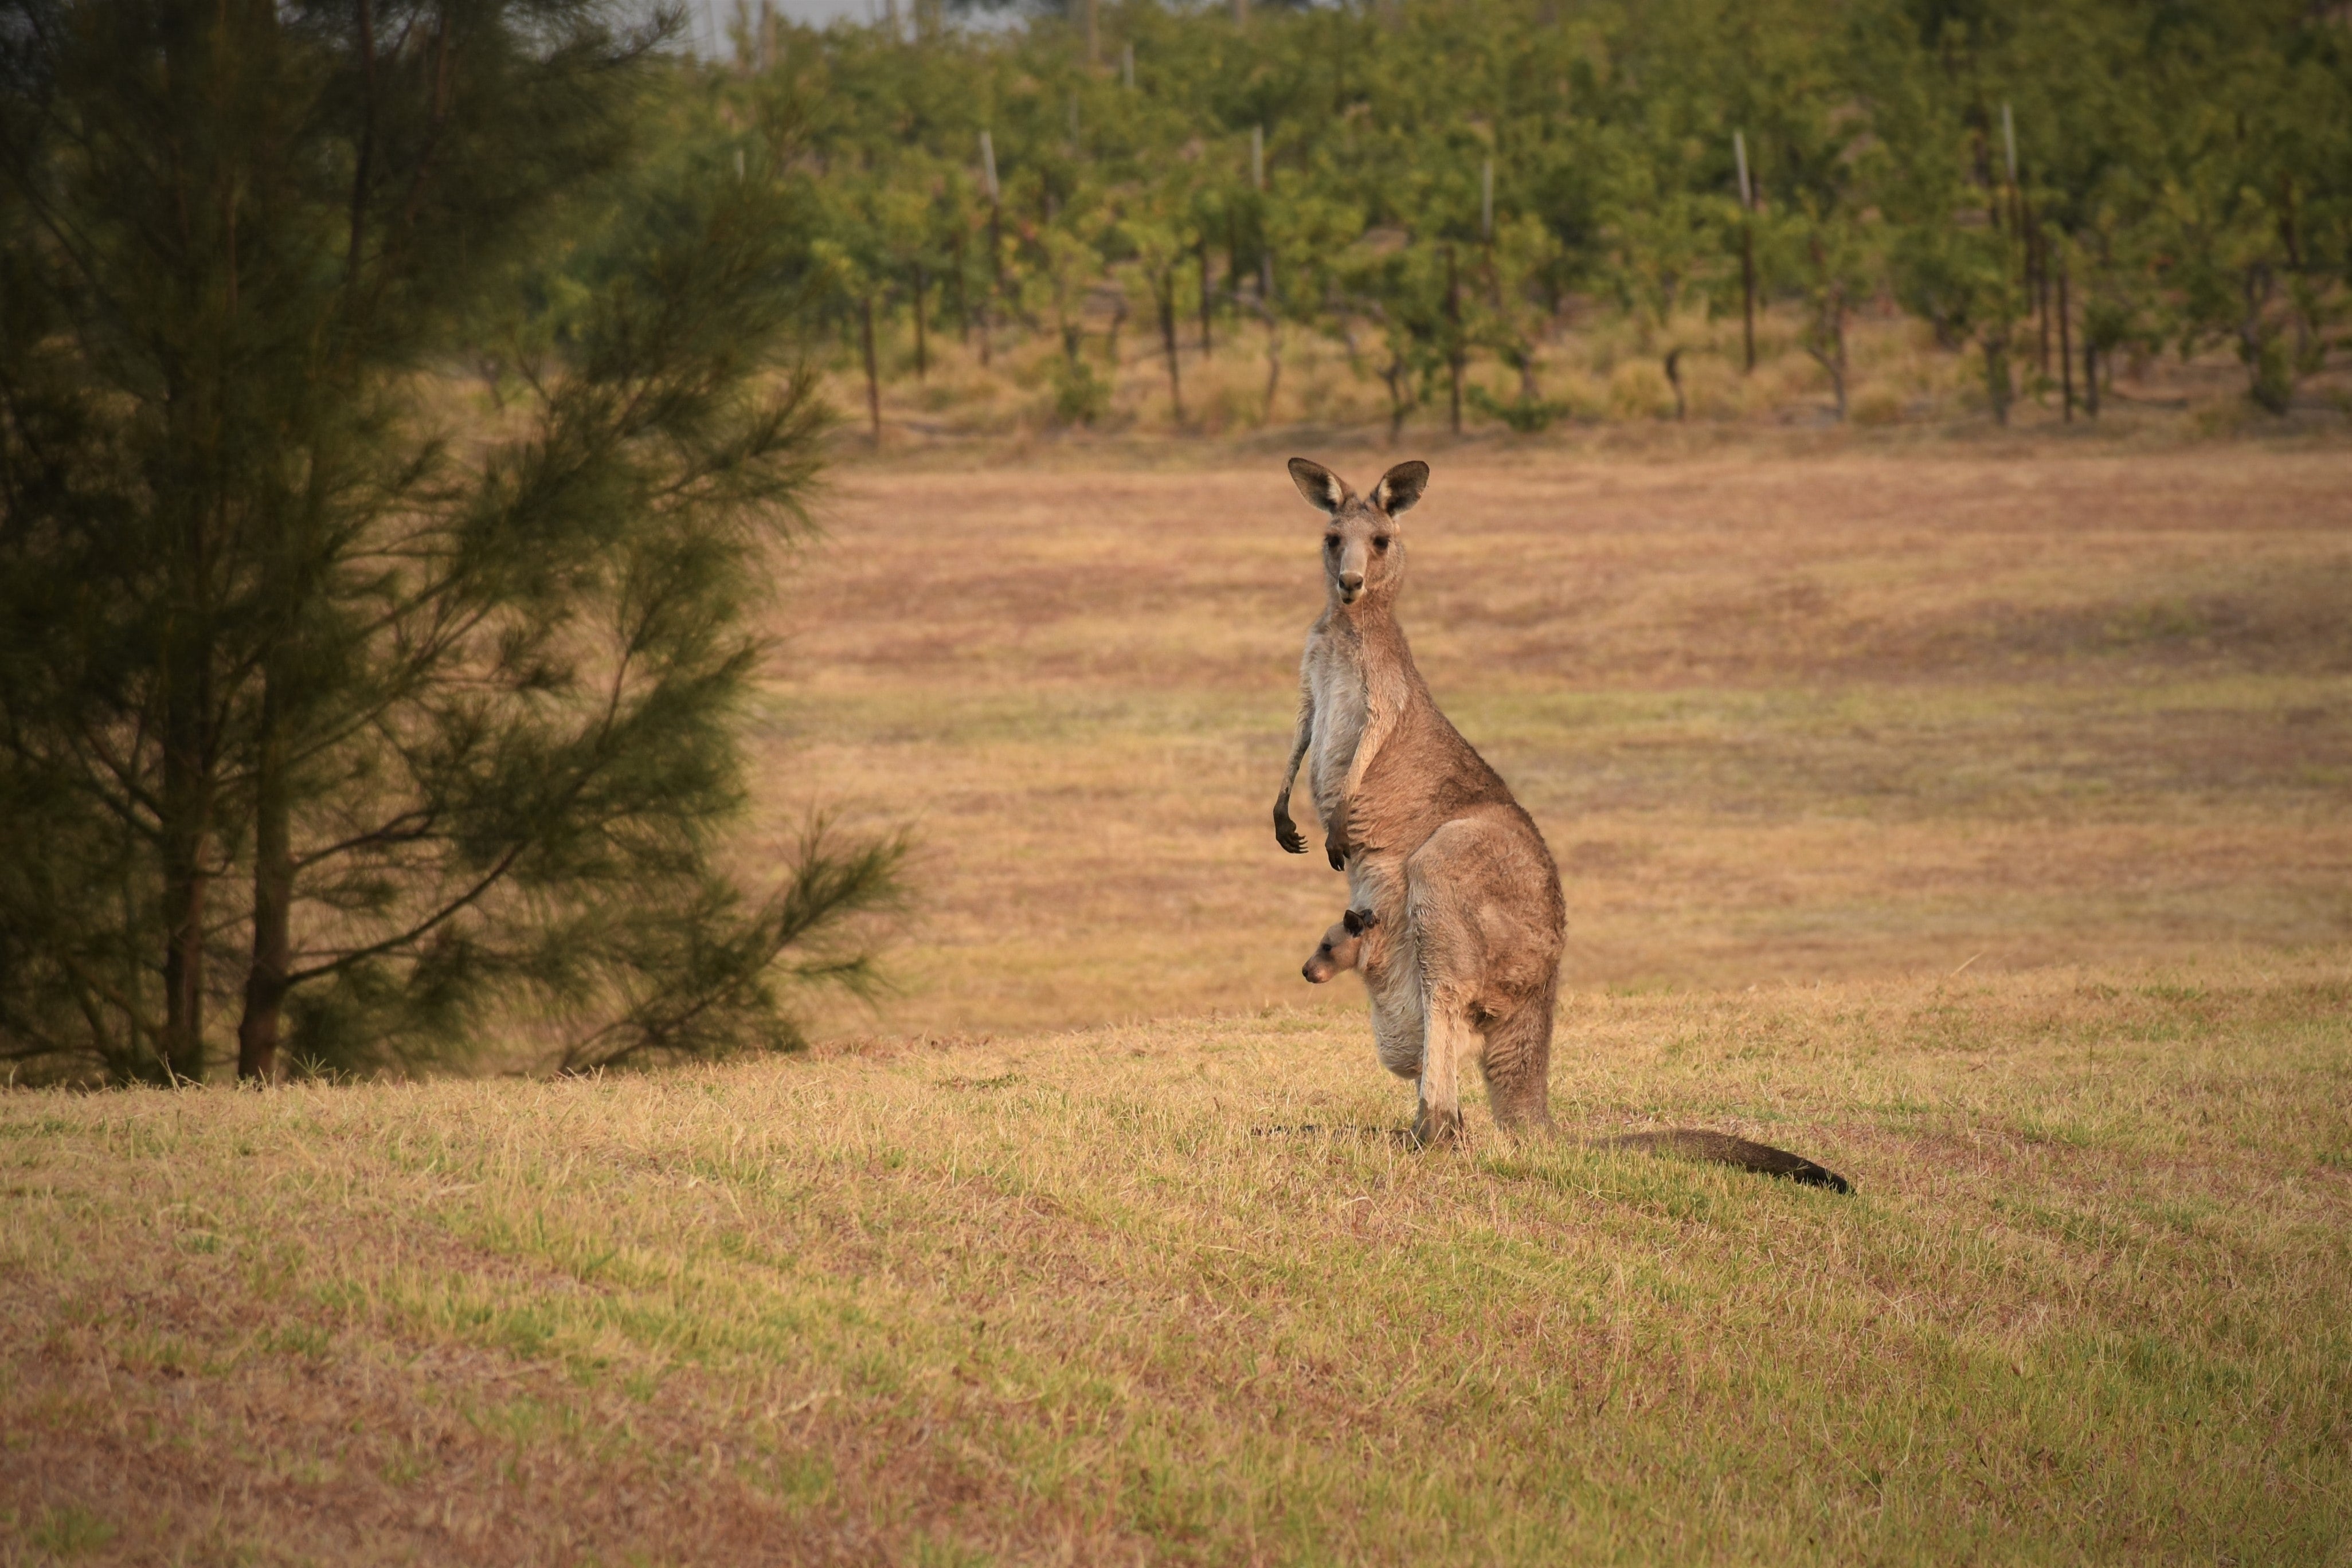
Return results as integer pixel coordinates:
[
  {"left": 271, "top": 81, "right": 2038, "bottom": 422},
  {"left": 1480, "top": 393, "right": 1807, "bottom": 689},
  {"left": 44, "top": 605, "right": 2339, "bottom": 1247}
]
[
  {"left": 159, "top": 715, "right": 211, "bottom": 1085},
  {"left": 1445, "top": 245, "right": 1463, "bottom": 435},
  {"left": 981, "top": 205, "right": 1001, "bottom": 367},
  {"left": 237, "top": 677, "right": 291, "bottom": 1083},
  {"left": 1197, "top": 236, "right": 1214, "bottom": 354},
  {"left": 1740, "top": 222, "right": 1756, "bottom": 373},
  {"left": 2057, "top": 253, "right": 2073, "bottom": 423},
  {"left": 1226, "top": 213, "right": 1240, "bottom": 313},
  {"left": 860, "top": 295, "right": 882, "bottom": 442},
  {"left": 1828, "top": 310, "right": 1847, "bottom": 422},
  {"left": 2033, "top": 224, "right": 2050, "bottom": 377},
  {"left": 1260, "top": 255, "right": 1280, "bottom": 424},
  {"left": 2084, "top": 339, "right": 2099, "bottom": 419},
  {"left": 1664, "top": 348, "right": 1685, "bottom": 421},
  {"left": 158, "top": 479, "right": 214, "bottom": 1084},
  {"left": 951, "top": 231, "right": 969, "bottom": 343},
  {"left": 1384, "top": 354, "right": 1410, "bottom": 441},
  {"left": 1159, "top": 283, "right": 1184, "bottom": 424},
  {"left": 912, "top": 264, "right": 928, "bottom": 379},
  {"left": 1983, "top": 329, "right": 2011, "bottom": 426}
]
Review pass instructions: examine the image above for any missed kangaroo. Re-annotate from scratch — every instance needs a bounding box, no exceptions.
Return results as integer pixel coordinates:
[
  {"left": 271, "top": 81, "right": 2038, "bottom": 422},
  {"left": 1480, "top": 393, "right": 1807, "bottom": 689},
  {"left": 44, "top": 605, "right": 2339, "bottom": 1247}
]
[
  {"left": 1272, "top": 456, "right": 1564, "bottom": 1145},
  {"left": 1298, "top": 910, "right": 1850, "bottom": 1190},
  {"left": 1271, "top": 457, "right": 1849, "bottom": 1190},
  {"left": 1301, "top": 907, "right": 1379, "bottom": 985}
]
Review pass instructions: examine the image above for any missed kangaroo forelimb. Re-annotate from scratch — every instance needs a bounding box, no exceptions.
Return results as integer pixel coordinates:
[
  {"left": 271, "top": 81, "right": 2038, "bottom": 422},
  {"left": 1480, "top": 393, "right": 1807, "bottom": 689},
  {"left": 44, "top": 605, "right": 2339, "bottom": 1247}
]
[
  {"left": 1273, "top": 684, "right": 1313, "bottom": 854},
  {"left": 1274, "top": 801, "right": 1309, "bottom": 856},
  {"left": 1323, "top": 807, "right": 1351, "bottom": 870}
]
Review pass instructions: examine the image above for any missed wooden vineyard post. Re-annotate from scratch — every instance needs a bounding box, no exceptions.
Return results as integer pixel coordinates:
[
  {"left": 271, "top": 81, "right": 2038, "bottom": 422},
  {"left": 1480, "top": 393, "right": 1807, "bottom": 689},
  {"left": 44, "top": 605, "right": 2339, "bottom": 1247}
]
[{"left": 1735, "top": 130, "right": 1756, "bottom": 374}]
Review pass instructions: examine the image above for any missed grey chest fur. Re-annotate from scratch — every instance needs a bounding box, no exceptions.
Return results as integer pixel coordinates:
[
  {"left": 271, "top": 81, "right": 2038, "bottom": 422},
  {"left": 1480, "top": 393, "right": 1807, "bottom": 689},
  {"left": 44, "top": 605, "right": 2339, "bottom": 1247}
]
[{"left": 1302, "top": 637, "right": 1369, "bottom": 822}]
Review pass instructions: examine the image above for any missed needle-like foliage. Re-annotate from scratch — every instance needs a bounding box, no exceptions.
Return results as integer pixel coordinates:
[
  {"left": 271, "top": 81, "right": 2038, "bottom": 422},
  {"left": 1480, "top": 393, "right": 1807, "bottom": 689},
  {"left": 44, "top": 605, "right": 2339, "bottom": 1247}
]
[{"left": 0, "top": 0, "right": 902, "bottom": 1083}]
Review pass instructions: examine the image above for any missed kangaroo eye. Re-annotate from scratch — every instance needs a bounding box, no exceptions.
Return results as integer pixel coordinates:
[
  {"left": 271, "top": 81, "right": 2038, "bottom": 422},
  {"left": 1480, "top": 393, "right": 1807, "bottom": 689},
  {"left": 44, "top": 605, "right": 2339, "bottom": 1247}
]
[
  {"left": 1324, "top": 535, "right": 1340, "bottom": 551},
  {"left": 1372, "top": 536, "right": 1391, "bottom": 551}
]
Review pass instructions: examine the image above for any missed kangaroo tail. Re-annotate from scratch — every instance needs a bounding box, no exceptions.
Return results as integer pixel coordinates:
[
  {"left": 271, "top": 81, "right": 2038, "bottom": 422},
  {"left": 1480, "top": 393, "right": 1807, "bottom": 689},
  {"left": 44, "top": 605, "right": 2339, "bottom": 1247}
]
[{"left": 1603, "top": 1129, "right": 1852, "bottom": 1194}]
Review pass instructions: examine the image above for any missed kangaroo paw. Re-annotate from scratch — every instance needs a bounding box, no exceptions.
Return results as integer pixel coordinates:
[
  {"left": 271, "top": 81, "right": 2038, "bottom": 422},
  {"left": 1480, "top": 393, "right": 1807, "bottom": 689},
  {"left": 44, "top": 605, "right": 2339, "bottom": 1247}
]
[{"left": 1411, "top": 1107, "right": 1464, "bottom": 1148}]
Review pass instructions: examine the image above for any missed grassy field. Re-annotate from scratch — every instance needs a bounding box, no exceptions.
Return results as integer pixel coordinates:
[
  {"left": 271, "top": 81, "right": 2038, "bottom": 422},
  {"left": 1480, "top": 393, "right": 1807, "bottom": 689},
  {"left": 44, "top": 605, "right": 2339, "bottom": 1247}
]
[
  {"left": 8, "top": 441, "right": 2352, "bottom": 1563},
  {"left": 5, "top": 967, "right": 2350, "bottom": 1563},
  {"left": 762, "top": 442, "right": 2352, "bottom": 1035}
]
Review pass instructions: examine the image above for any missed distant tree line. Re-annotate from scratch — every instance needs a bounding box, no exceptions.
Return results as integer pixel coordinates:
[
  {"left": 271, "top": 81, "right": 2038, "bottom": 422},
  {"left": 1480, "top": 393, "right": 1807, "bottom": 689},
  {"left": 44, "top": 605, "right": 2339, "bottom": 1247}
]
[{"left": 705, "top": 0, "right": 2351, "bottom": 429}]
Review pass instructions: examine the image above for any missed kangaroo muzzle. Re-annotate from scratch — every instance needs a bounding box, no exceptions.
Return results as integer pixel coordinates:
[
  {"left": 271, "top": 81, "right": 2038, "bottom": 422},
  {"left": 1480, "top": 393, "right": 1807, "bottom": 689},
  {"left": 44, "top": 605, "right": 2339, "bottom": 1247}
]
[{"left": 1336, "top": 543, "right": 1368, "bottom": 602}]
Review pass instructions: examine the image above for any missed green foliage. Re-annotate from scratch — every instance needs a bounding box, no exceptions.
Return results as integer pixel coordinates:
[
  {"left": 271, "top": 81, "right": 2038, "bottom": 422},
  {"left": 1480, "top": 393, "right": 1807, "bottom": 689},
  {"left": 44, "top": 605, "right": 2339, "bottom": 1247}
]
[
  {"left": 684, "top": 0, "right": 2349, "bottom": 429},
  {"left": 1049, "top": 355, "right": 1114, "bottom": 426},
  {"left": 0, "top": 0, "right": 901, "bottom": 1084}
]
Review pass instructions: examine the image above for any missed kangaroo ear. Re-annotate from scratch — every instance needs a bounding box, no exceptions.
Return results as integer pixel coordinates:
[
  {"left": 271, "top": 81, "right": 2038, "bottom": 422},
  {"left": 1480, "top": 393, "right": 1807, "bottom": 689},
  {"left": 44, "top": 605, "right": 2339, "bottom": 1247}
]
[
  {"left": 1287, "top": 457, "right": 1355, "bottom": 516},
  {"left": 1370, "top": 461, "right": 1429, "bottom": 517},
  {"left": 1344, "top": 907, "right": 1376, "bottom": 935}
]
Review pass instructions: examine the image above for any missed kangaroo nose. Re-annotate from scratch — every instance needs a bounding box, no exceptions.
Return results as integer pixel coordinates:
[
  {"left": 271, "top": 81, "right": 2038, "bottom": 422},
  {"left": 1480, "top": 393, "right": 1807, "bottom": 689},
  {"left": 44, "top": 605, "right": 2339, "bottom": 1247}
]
[{"left": 1339, "top": 570, "right": 1364, "bottom": 593}]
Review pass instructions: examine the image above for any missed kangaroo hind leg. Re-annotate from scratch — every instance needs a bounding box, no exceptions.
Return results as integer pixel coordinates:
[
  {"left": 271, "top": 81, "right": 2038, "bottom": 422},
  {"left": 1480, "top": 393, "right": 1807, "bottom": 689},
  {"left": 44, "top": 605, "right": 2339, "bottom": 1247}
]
[
  {"left": 1414, "top": 984, "right": 1477, "bottom": 1147},
  {"left": 1480, "top": 969, "right": 1558, "bottom": 1138}
]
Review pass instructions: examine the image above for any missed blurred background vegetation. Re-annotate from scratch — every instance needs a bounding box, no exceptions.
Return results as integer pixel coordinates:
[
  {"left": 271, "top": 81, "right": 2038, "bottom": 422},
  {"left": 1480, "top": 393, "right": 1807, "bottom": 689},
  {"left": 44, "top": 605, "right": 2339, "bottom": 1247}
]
[
  {"left": 3, "top": 0, "right": 2346, "bottom": 1088},
  {"left": 683, "top": 0, "right": 2352, "bottom": 437}
]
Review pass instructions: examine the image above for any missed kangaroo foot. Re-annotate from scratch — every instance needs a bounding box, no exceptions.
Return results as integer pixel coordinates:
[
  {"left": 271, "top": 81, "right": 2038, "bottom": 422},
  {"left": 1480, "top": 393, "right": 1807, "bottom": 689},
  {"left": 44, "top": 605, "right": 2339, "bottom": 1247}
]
[
  {"left": 1492, "top": 1106, "right": 1558, "bottom": 1142},
  {"left": 1411, "top": 1106, "right": 1464, "bottom": 1148}
]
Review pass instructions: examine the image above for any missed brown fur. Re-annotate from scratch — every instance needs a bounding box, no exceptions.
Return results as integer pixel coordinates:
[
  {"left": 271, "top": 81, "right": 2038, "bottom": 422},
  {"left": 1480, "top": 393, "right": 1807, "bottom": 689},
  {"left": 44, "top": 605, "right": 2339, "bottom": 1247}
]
[
  {"left": 1273, "top": 458, "right": 1848, "bottom": 1189},
  {"left": 1274, "top": 457, "right": 1566, "bottom": 1144},
  {"left": 1296, "top": 911, "right": 1850, "bottom": 1191}
]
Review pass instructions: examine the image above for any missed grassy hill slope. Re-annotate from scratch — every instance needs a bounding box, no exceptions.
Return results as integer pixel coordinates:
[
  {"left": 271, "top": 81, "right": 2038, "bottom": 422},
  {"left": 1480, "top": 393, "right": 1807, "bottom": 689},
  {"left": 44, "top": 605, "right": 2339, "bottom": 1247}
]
[{"left": 7, "top": 962, "right": 2350, "bottom": 1565}]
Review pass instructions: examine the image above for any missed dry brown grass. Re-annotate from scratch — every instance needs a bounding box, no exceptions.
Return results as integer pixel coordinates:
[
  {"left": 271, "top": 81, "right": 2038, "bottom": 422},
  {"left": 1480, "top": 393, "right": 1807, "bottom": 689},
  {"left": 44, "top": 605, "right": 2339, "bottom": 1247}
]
[
  {"left": 9, "top": 446, "right": 2352, "bottom": 1565},
  {"left": 4, "top": 962, "right": 2348, "bottom": 1564},
  {"left": 759, "top": 446, "right": 2352, "bottom": 1036}
]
